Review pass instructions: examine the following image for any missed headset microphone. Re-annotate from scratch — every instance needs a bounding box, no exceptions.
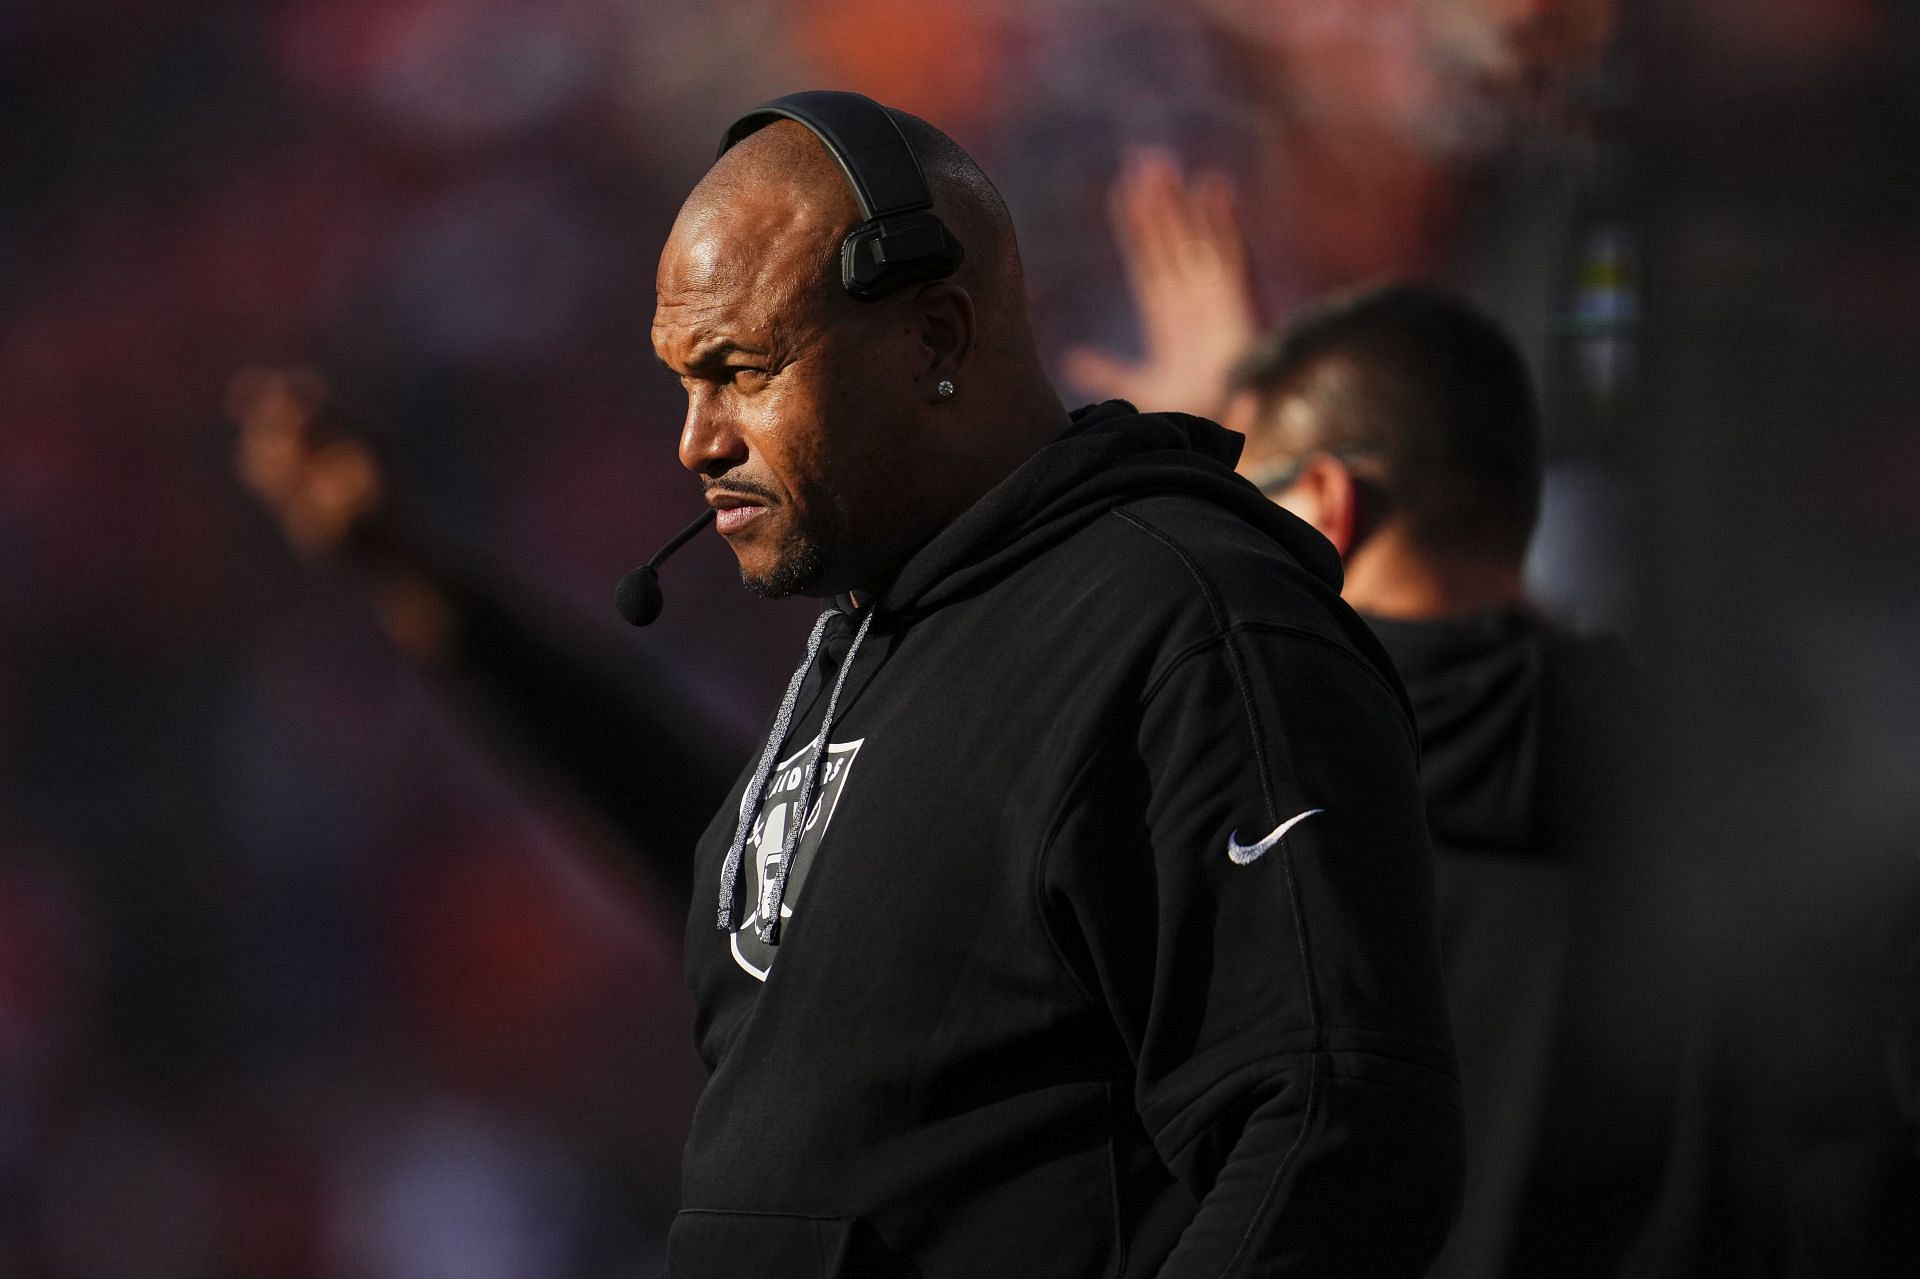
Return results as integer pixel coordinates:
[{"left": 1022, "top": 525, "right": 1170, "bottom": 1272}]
[{"left": 614, "top": 508, "right": 717, "bottom": 626}]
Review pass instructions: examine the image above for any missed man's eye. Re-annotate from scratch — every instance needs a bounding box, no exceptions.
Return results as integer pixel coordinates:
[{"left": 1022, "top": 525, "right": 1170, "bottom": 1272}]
[{"left": 728, "top": 367, "right": 771, "bottom": 387}]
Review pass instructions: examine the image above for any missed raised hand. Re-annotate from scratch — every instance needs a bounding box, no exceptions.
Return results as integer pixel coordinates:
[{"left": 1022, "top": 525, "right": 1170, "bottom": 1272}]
[
  {"left": 228, "top": 366, "right": 462, "bottom": 656},
  {"left": 227, "top": 366, "right": 386, "bottom": 562},
  {"left": 1061, "top": 148, "right": 1263, "bottom": 418}
]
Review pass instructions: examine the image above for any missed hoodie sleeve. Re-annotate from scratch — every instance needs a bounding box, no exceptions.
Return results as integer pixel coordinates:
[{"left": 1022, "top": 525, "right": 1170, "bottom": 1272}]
[
  {"left": 414, "top": 560, "right": 740, "bottom": 909},
  {"left": 1040, "top": 627, "right": 1464, "bottom": 1277}
]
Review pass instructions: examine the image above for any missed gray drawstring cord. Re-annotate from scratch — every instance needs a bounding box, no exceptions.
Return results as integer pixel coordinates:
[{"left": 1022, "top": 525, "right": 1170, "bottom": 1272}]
[
  {"left": 716, "top": 609, "right": 834, "bottom": 932},
  {"left": 715, "top": 605, "right": 876, "bottom": 943},
  {"left": 755, "top": 606, "right": 874, "bottom": 945}
]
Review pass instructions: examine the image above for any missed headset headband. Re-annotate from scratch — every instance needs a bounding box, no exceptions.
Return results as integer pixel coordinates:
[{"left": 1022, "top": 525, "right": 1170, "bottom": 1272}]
[{"left": 718, "top": 90, "right": 965, "bottom": 300}]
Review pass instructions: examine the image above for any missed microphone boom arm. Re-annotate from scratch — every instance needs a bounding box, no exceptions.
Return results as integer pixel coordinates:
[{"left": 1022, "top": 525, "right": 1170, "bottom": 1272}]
[{"left": 615, "top": 508, "right": 716, "bottom": 627}]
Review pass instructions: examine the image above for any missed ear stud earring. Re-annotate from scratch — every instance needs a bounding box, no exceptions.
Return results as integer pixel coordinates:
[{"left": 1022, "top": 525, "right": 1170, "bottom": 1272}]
[{"left": 935, "top": 379, "right": 956, "bottom": 400}]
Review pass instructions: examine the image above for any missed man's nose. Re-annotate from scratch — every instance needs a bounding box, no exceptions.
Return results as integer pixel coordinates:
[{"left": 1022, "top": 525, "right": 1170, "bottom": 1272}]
[{"left": 678, "top": 392, "right": 747, "bottom": 477}]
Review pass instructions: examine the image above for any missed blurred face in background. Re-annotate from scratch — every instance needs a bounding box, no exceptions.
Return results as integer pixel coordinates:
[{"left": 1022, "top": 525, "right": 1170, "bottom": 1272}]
[
  {"left": 1202, "top": 0, "right": 1618, "bottom": 152},
  {"left": 1420, "top": 0, "right": 1619, "bottom": 107}
]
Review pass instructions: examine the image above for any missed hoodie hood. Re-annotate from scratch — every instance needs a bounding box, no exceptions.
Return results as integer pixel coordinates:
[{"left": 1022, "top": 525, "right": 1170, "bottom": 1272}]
[
  {"left": 1365, "top": 610, "right": 1552, "bottom": 855},
  {"left": 877, "top": 401, "right": 1344, "bottom": 618},
  {"left": 1366, "top": 608, "right": 1630, "bottom": 857}
]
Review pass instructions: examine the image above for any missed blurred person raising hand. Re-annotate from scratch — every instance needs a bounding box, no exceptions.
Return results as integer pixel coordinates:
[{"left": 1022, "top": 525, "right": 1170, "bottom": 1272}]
[
  {"left": 227, "top": 366, "right": 733, "bottom": 907},
  {"left": 227, "top": 367, "right": 455, "bottom": 661}
]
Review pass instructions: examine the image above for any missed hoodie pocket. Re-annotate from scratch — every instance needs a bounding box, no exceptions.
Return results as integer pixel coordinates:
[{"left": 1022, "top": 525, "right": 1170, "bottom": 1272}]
[{"left": 667, "top": 1209, "right": 916, "bottom": 1279}]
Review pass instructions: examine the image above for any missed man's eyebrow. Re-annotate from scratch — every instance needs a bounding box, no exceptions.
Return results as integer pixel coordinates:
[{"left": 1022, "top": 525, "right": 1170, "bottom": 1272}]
[{"left": 683, "top": 339, "right": 768, "bottom": 370}]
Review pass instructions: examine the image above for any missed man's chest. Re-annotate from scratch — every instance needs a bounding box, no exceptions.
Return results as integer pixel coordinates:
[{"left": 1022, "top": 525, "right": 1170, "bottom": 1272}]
[{"left": 682, "top": 634, "right": 1131, "bottom": 1074}]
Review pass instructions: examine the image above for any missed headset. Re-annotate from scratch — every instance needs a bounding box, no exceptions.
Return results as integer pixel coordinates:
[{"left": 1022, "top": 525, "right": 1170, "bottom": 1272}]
[{"left": 718, "top": 89, "right": 965, "bottom": 300}]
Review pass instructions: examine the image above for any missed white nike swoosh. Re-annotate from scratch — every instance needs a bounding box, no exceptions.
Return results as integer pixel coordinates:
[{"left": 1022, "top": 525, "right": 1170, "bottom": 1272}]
[{"left": 1226, "top": 808, "right": 1324, "bottom": 865}]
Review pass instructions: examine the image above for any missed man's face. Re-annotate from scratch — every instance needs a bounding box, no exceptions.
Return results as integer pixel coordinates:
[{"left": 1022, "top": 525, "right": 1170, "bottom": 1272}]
[
  {"left": 653, "top": 192, "right": 912, "bottom": 598},
  {"left": 1221, "top": 0, "right": 1616, "bottom": 154}
]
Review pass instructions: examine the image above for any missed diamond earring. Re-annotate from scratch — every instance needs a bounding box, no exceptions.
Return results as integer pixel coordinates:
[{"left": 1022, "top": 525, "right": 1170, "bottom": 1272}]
[{"left": 935, "top": 379, "right": 956, "bottom": 400}]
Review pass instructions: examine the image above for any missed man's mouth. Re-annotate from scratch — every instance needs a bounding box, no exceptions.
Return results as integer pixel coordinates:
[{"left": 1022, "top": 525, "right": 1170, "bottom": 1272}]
[{"left": 707, "top": 491, "right": 769, "bottom": 536}]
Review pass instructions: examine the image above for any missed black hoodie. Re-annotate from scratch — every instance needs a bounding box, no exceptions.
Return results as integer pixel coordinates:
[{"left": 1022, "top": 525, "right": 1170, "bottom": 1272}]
[
  {"left": 1365, "top": 610, "right": 1670, "bottom": 1278},
  {"left": 672, "top": 402, "right": 1464, "bottom": 1278}
]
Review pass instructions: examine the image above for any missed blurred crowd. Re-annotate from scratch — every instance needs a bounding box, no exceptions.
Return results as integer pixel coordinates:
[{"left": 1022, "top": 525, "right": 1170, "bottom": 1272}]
[{"left": 2, "top": 1, "right": 1916, "bottom": 1277}]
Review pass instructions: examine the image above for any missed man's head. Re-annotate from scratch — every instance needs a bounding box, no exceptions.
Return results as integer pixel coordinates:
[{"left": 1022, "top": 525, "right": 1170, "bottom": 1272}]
[
  {"left": 653, "top": 99, "right": 1059, "bottom": 599},
  {"left": 1223, "top": 283, "right": 1539, "bottom": 610}
]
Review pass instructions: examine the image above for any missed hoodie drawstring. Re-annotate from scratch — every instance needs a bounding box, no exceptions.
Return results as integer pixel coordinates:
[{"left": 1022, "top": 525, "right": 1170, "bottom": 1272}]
[
  {"left": 716, "top": 610, "right": 832, "bottom": 933},
  {"left": 716, "top": 605, "right": 876, "bottom": 945}
]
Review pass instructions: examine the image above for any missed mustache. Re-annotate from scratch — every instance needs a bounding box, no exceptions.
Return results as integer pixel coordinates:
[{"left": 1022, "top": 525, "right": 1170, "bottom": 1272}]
[{"left": 703, "top": 476, "right": 780, "bottom": 503}]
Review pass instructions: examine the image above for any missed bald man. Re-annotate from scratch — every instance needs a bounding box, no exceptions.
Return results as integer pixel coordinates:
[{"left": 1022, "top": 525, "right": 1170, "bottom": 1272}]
[{"left": 654, "top": 95, "right": 1462, "bottom": 1277}]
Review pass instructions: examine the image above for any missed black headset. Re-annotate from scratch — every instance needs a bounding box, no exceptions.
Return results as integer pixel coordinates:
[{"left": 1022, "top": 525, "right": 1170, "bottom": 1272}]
[{"left": 718, "top": 90, "right": 965, "bottom": 301}]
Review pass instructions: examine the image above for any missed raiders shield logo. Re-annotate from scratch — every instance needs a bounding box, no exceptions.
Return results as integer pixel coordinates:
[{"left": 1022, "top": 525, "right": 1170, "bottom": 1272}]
[{"left": 729, "top": 734, "right": 865, "bottom": 980}]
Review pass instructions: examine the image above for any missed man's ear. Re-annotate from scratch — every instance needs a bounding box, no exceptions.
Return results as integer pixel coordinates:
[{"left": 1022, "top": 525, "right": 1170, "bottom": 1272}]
[
  {"left": 1278, "top": 454, "right": 1359, "bottom": 558},
  {"left": 1218, "top": 389, "right": 1261, "bottom": 438},
  {"left": 913, "top": 280, "right": 976, "bottom": 398}
]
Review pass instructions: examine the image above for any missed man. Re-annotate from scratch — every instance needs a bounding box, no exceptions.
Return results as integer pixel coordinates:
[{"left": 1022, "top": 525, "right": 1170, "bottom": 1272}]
[
  {"left": 653, "top": 97, "right": 1461, "bottom": 1276},
  {"left": 1220, "top": 284, "right": 1669, "bottom": 1278}
]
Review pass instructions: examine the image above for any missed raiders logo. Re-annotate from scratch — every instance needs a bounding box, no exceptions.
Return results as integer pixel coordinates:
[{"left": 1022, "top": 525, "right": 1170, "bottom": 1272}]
[{"left": 729, "top": 734, "right": 865, "bottom": 980}]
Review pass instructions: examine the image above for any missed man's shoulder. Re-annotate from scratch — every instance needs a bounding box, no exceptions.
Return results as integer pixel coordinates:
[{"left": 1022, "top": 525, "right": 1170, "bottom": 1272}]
[
  {"left": 1075, "top": 489, "right": 1350, "bottom": 636},
  {"left": 968, "top": 487, "right": 1397, "bottom": 702}
]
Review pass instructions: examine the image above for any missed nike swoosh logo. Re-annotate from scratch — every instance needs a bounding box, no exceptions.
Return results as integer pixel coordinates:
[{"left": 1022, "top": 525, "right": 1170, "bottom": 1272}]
[{"left": 1226, "top": 808, "right": 1324, "bottom": 865}]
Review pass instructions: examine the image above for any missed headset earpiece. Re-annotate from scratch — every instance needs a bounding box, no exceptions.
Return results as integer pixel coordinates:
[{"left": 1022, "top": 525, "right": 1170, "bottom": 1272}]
[
  {"left": 720, "top": 90, "right": 965, "bottom": 301},
  {"left": 840, "top": 210, "right": 962, "bottom": 299}
]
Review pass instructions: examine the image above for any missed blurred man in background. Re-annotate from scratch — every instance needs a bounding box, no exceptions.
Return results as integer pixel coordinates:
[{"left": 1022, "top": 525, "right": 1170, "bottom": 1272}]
[
  {"left": 1222, "top": 282, "right": 1672, "bottom": 1278},
  {"left": 1221, "top": 285, "right": 1538, "bottom": 620}
]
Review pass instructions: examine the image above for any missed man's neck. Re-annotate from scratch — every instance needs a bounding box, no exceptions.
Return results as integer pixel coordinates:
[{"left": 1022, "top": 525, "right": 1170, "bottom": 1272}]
[
  {"left": 946, "top": 375, "right": 1071, "bottom": 501},
  {"left": 1341, "top": 529, "right": 1524, "bottom": 621},
  {"left": 843, "top": 380, "right": 1068, "bottom": 606}
]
